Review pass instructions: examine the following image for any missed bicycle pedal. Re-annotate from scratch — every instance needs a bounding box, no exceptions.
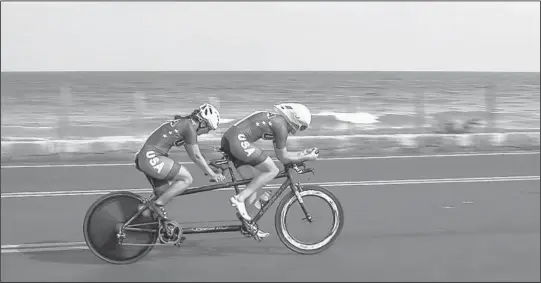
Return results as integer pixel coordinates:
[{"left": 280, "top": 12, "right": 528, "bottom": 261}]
[
  {"left": 174, "top": 236, "right": 186, "bottom": 247},
  {"left": 179, "top": 236, "right": 186, "bottom": 243},
  {"left": 240, "top": 226, "right": 252, "bottom": 237}
]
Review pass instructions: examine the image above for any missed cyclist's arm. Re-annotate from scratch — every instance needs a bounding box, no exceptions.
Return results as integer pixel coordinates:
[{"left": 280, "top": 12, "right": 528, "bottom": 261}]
[
  {"left": 183, "top": 126, "right": 216, "bottom": 176},
  {"left": 271, "top": 119, "right": 310, "bottom": 164}
]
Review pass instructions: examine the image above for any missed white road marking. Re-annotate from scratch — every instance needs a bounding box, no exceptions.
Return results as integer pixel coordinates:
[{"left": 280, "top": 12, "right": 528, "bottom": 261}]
[
  {"left": 1, "top": 151, "right": 539, "bottom": 169},
  {"left": 1, "top": 242, "right": 86, "bottom": 249},
  {"left": 1, "top": 175, "right": 539, "bottom": 254},
  {"left": 1, "top": 246, "right": 89, "bottom": 254},
  {"left": 1, "top": 176, "right": 539, "bottom": 199}
]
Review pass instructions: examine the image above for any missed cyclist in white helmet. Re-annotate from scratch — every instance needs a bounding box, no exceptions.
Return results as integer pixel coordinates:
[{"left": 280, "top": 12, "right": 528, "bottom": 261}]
[
  {"left": 220, "top": 102, "right": 319, "bottom": 238},
  {"left": 135, "top": 103, "right": 226, "bottom": 220}
]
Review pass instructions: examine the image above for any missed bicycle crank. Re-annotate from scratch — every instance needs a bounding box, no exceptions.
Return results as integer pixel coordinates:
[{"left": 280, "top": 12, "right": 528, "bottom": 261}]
[
  {"left": 158, "top": 220, "right": 184, "bottom": 246},
  {"left": 244, "top": 221, "right": 264, "bottom": 242},
  {"left": 235, "top": 213, "right": 264, "bottom": 242}
]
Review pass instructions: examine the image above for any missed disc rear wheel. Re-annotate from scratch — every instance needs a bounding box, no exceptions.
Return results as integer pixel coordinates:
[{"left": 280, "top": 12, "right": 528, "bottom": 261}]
[{"left": 83, "top": 192, "right": 158, "bottom": 264}]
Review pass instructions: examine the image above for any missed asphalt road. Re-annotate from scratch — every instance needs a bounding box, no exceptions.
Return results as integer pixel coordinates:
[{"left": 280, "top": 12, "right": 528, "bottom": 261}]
[{"left": 1, "top": 152, "right": 540, "bottom": 281}]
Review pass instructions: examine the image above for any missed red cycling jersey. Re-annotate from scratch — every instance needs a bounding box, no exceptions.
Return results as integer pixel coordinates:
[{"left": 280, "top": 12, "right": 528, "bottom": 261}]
[
  {"left": 134, "top": 117, "right": 198, "bottom": 184},
  {"left": 227, "top": 111, "right": 289, "bottom": 149},
  {"left": 140, "top": 118, "right": 198, "bottom": 156},
  {"left": 221, "top": 111, "right": 290, "bottom": 167}
]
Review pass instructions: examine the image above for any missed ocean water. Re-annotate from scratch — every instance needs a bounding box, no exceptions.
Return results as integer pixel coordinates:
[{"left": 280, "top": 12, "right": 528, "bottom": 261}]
[{"left": 1, "top": 71, "right": 539, "bottom": 142}]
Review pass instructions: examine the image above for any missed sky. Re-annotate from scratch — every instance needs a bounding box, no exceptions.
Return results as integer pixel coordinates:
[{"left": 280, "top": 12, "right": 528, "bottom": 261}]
[{"left": 1, "top": 2, "right": 540, "bottom": 72}]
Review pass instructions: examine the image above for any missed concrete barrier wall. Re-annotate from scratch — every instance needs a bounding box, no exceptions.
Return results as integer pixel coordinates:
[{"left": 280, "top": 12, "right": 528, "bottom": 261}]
[{"left": 1, "top": 132, "right": 539, "bottom": 164}]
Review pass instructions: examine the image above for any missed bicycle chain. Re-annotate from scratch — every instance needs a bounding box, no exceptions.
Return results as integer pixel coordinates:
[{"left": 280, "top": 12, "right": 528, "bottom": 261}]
[
  {"left": 236, "top": 213, "right": 264, "bottom": 242},
  {"left": 117, "top": 219, "right": 185, "bottom": 247},
  {"left": 119, "top": 239, "right": 186, "bottom": 247},
  {"left": 117, "top": 210, "right": 264, "bottom": 248}
]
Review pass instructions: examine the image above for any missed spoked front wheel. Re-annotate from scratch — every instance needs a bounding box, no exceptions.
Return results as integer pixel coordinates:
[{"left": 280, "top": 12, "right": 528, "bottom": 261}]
[
  {"left": 275, "top": 185, "right": 344, "bottom": 255},
  {"left": 83, "top": 191, "right": 158, "bottom": 264}
]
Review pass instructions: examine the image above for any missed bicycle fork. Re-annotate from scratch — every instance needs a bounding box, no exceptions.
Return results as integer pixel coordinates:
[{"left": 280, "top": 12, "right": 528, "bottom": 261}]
[{"left": 292, "top": 182, "right": 313, "bottom": 223}]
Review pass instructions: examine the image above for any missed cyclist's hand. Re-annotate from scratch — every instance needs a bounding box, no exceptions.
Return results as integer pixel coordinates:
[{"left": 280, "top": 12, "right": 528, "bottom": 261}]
[
  {"left": 305, "top": 147, "right": 319, "bottom": 161},
  {"left": 211, "top": 173, "right": 226, "bottom": 183},
  {"left": 209, "top": 165, "right": 223, "bottom": 174}
]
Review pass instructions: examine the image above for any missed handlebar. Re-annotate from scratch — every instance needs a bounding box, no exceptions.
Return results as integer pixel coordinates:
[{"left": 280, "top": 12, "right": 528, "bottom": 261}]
[
  {"left": 205, "top": 147, "right": 318, "bottom": 181},
  {"left": 206, "top": 161, "right": 315, "bottom": 181},
  {"left": 284, "top": 162, "right": 315, "bottom": 175},
  {"left": 285, "top": 148, "right": 318, "bottom": 175}
]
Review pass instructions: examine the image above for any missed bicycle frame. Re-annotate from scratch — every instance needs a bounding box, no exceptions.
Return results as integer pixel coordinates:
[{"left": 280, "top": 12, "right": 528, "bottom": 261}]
[{"left": 121, "top": 156, "right": 310, "bottom": 236}]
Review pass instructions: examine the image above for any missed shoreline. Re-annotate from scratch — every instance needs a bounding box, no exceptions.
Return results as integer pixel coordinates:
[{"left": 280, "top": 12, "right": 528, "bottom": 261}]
[
  {"left": 2, "top": 127, "right": 539, "bottom": 142},
  {"left": 2, "top": 131, "right": 539, "bottom": 165}
]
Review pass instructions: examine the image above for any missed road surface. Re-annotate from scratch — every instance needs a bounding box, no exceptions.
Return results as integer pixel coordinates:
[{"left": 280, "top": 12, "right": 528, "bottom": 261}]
[{"left": 1, "top": 152, "right": 540, "bottom": 281}]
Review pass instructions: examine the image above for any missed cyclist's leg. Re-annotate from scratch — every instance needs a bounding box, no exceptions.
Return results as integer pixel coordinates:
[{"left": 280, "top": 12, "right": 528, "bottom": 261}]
[
  {"left": 222, "top": 134, "right": 277, "bottom": 220},
  {"left": 154, "top": 166, "right": 193, "bottom": 207},
  {"left": 230, "top": 156, "right": 279, "bottom": 221},
  {"left": 235, "top": 157, "right": 279, "bottom": 203},
  {"left": 235, "top": 165, "right": 260, "bottom": 205},
  {"left": 221, "top": 136, "right": 274, "bottom": 237},
  {"left": 232, "top": 158, "right": 277, "bottom": 238},
  {"left": 137, "top": 149, "right": 193, "bottom": 219}
]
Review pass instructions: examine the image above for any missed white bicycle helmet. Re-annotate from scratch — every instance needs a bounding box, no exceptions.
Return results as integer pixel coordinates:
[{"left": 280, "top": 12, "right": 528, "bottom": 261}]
[
  {"left": 273, "top": 103, "right": 312, "bottom": 133},
  {"left": 197, "top": 103, "right": 220, "bottom": 130}
]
